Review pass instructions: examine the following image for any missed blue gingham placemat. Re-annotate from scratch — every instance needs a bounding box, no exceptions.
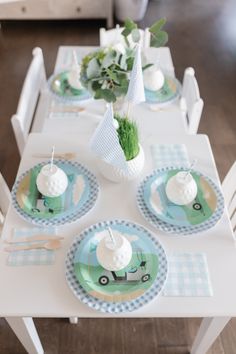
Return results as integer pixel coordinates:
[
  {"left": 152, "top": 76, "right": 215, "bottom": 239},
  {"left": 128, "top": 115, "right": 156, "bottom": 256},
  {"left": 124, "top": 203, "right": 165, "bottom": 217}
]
[
  {"left": 48, "top": 100, "right": 83, "bottom": 119},
  {"left": 150, "top": 144, "right": 190, "bottom": 169},
  {"left": 7, "top": 228, "right": 57, "bottom": 266},
  {"left": 163, "top": 253, "right": 213, "bottom": 296}
]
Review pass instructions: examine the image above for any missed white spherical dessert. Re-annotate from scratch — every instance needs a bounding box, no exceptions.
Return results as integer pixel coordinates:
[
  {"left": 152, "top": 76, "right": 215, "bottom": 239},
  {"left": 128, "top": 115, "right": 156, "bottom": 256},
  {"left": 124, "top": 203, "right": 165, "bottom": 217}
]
[
  {"left": 144, "top": 68, "right": 165, "bottom": 91},
  {"left": 96, "top": 232, "right": 132, "bottom": 271},
  {"left": 165, "top": 171, "right": 198, "bottom": 206},
  {"left": 36, "top": 164, "right": 68, "bottom": 198}
]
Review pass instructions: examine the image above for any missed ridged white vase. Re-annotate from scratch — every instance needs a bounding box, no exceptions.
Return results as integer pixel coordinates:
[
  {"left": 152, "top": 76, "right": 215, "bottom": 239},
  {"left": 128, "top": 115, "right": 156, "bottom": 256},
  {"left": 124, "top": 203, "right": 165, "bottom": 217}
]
[
  {"left": 115, "top": 0, "right": 148, "bottom": 22},
  {"left": 98, "top": 145, "right": 145, "bottom": 183}
]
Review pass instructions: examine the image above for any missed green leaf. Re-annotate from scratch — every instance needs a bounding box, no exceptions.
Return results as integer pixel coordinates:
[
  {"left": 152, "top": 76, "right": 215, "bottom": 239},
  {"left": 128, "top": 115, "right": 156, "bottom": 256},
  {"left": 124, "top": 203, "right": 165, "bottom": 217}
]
[
  {"left": 149, "top": 18, "right": 166, "bottom": 34},
  {"left": 86, "top": 58, "right": 100, "bottom": 79},
  {"left": 150, "top": 31, "right": 168, "bottom": 48},
  {"left": 102, "top": 52, "right": 115, "bottom": 68},
  {"left": 121, "top": 18, "right": 137, "bottom": 37},
  {"left": 96, "top": 89, "right": 116, "bottom": 102},
  {"left": 131, "top": 28, "right": 140, "bottom": 43},
  {"left": 106, "top": 68, "right": 119, "bottom": 83},
  {"left": 142, "top": 63, "right": 154, "bottom": 71}
]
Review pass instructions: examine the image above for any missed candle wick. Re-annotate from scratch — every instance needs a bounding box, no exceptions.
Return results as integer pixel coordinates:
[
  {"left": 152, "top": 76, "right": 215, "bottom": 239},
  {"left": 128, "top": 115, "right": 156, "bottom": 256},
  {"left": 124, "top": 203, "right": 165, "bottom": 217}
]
[
  {"left": 107, "top": 227, "right": 116, "bottom": 245},
  {"left": 185, "top": 158, "right": 197, "bottom": 180},
  {"left": 50, "top": 146, "right": 55, "bottom": 172}
]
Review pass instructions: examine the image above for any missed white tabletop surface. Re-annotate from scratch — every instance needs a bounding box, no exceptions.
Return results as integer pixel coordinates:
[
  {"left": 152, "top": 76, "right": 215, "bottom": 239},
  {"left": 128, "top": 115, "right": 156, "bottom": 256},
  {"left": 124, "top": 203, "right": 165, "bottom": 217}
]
[
  {"left": 32, "top": 46, "right": 186, "bottom": 136},
  {"left": 0, "top": 132, "right": 235, "bottom": 319}
]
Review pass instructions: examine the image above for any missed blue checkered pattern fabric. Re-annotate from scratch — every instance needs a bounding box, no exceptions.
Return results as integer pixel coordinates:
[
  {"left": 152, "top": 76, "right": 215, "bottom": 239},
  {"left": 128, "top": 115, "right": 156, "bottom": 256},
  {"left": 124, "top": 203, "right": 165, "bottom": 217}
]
[
  {"left": 150, "top": 144, "right": 190, "bottom": 169},
  {"left": 90, "top": 104, "right": 128, "bottom": 171},
  {"left": 163, "top": 253, "right": 213, "bottom": 296},
  {"left": 7, "top": 228, "right": 57, "bottom": 266},
  {"left": 126, "top": 45, "right": 145, "bottom": 105}
]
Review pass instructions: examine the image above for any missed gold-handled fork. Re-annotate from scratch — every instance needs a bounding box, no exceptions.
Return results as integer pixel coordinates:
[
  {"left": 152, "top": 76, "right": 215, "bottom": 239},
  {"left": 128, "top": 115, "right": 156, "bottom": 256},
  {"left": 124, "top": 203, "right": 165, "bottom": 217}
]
[{"left": 32, "top": 152, "right": 77, "bottom": 160}]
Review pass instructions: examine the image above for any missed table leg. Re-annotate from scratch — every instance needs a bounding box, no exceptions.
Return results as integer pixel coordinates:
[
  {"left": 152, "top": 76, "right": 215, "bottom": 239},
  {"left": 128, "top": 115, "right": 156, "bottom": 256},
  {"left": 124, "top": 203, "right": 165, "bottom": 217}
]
[
  {"left": 5, "top": 317, "right": 44, "bottom": 354},
  {"left": 190, "top": 317, "right": 230, "bottom": 354}
]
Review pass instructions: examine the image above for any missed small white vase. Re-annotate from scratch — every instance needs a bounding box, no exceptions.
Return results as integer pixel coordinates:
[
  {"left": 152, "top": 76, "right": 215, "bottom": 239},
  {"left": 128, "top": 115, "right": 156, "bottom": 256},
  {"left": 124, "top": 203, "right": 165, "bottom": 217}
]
[
  {"left": 98, "top": 145, "right": 145, "bottom": 183},
  {"left": 115, "top": 0, "right": 149, "bottom": 22}
]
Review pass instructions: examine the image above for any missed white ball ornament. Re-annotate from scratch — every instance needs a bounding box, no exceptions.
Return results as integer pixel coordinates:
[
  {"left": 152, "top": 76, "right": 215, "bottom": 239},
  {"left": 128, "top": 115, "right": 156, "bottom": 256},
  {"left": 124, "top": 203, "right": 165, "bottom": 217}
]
[
  {"left": 166, "top": 171, "right": 198, "bottom": 206},
  {"left": 36, "top": 164, "right": 68, "bottom": 198},
  {"left": 96, "top": 229, "right": 132, "bottom": 271}
]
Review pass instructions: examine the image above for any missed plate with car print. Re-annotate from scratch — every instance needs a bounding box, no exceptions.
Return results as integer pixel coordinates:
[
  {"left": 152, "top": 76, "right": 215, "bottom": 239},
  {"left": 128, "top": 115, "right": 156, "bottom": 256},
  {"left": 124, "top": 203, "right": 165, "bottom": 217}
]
[
  {"left": 11, "top": 160, "right": 99, "bottom": 226},
  {"left": 65, "top": 220, "right": 168, "bottom": 313},
  {"left": 137, "top": 166, "right": 224, "bottom": 235}
]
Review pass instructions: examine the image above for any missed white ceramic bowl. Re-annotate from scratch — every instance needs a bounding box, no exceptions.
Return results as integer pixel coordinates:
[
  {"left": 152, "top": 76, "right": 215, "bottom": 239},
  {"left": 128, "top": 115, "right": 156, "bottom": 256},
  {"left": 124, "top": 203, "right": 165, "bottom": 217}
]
[{"left": 98, "top": 144, "right": 145, "bottom": 183}]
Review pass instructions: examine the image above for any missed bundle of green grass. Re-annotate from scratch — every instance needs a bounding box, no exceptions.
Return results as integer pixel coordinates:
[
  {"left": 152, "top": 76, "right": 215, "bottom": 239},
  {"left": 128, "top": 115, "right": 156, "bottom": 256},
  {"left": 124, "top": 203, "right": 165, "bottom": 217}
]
[{"left": 115, "top": 114, "right": 139, "bottom": 161}]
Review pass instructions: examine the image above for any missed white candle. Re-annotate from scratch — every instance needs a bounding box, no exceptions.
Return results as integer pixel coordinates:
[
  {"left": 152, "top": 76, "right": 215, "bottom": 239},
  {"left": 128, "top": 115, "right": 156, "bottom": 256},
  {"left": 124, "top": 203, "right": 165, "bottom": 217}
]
[
  {"left": 96, "top": 229, "right": 132, "bottom": 271},
  {"left": 36, "top": 164, "right": 68, "bottom": 198},
  {"left": 166, "top": 171, "right": 198, "bottom": 206}
]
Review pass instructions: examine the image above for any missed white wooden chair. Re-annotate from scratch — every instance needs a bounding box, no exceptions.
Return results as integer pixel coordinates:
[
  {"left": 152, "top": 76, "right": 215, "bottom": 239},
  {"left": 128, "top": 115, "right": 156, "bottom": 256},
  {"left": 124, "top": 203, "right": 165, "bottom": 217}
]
[
  {"left": 180, "top": 67, "right": 204, "bottom": 134},
  {"left": 222, "top": 161, "right": 236, "bottom": 238},
  {"left": 11, "top": 47, "right": 46, "bottom": 156},
  {"left": 0, "top": 173, "right": 11, "bottom": 235},
  {"left": 100, "top": 24, "right": 151, "bottom": 49}
]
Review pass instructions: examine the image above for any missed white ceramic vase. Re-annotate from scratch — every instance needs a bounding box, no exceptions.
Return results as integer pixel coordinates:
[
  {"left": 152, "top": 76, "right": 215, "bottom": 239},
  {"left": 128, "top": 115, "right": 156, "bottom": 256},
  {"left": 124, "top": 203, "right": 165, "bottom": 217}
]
[
  {"left": 98, "top": 144, "right": 145, "bottom": 183},
  {"left": 115, "top": 0, "right": 149, "bottom": 22}
]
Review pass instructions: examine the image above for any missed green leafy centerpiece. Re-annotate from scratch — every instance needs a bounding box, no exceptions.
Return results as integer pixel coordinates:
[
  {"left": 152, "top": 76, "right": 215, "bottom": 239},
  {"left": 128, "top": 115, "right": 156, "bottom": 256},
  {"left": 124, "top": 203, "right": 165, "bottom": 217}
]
[{"left": 80, "top": 18, "right": 168, "bottom": 103}]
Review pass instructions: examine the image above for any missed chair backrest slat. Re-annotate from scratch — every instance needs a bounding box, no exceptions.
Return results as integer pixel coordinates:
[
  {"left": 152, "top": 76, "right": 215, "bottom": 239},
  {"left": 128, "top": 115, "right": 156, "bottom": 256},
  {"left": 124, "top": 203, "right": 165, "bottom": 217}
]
[
  {"left": 0, "top": 173, "right": 11, "bottom": 225},
  {"left": 222, "top": 161, "right": 236, "bottom": 238},
  {"left": 182, "top": 67, "right": 204, "bottom": 134},
  {"left": 11, "top": 47, "right": 46, "bottom": 156},
  {"left": 99, "top": 25, "right": 150, "bottom": 48}
]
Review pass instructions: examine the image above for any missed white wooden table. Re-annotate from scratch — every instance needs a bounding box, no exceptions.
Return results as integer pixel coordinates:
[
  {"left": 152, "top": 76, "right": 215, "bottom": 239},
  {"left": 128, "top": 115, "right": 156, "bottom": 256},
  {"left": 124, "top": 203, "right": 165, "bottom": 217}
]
[
  {"left": 0, "top": 131, "right": 235, "bottom": 354},
  {"left": 32, "top": 46, "right": 187, "bottom": 136}
]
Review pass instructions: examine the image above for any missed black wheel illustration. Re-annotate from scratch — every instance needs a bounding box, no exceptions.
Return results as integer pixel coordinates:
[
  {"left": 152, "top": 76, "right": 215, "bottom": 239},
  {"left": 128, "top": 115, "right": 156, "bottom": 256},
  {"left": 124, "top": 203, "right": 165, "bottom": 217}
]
[
  {"left": 32, "top": 208, "right": 40, "bottom": 213},
  {"left": 99, "top": 276, "right": 109, "bottom": 286},
  {"left": 193, "top": 203, "right": 202, "bottom": 211},
  {"left": 141, "top": 274, "right": 150, "bottom": 283}
]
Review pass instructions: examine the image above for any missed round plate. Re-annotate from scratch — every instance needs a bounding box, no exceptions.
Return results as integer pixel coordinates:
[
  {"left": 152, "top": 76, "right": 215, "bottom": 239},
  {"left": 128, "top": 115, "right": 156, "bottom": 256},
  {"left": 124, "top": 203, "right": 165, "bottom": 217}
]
[
  {"left": 49, "top": 71, "right": 91, "bottom": 101},
  {"left": 65, "top": 220, "right": 168, "bottom": 313},
  {"left": 137, "top": 167, "right": 224, "bottom": 235},
  {"left": 12, "top": 160, "right": 99, "bottom": 226},
  {"left": 145, "top": 76, "right": 181, "bottom": 105}
]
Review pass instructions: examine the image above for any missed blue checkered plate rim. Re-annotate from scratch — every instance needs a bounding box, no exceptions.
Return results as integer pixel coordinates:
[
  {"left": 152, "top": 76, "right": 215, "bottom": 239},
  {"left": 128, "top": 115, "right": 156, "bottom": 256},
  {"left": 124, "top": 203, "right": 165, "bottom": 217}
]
[
  {"left": 48, "top": 70, "right": 91, "bottom": 102},
  {"left": 11, "top": 159, "right": 99, "bottom": 227},
  {"left": 65, "top": 220, "right": 168, "bottom": 313},
  {"left": 137, "top": 166, "right": 225, "bottom": 235}
]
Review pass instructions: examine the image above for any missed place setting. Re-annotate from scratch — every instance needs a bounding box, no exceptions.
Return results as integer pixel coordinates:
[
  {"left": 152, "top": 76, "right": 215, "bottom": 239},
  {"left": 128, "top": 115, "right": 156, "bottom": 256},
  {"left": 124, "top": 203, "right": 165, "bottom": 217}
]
[
  {"left": 48, "top": 50, "right": 91, "bottom": 103},
  {"left": 65, "top": 219, "right": 168, "bottom": 313},
  {"left": 137, "top": 160, "right": 225, "bottom": 235},
  {"left": 11, "top": 147, "right": 99, "bottom": 227}
]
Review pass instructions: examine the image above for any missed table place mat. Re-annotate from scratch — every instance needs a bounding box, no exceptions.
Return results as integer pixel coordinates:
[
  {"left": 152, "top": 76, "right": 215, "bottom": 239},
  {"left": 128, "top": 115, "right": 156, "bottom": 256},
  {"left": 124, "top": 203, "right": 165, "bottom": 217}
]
[
  {"left": 48, "top": 100, "right": 84, "bottom": 119},
  {"left": 150, "top": 144, "right": 190, "bottom": 169},
  {"left": 7, "top": 227, "right": 58, "bottom": 266},
  {"left": 162, "top": 253, "right": 213, "bottom": 297}
]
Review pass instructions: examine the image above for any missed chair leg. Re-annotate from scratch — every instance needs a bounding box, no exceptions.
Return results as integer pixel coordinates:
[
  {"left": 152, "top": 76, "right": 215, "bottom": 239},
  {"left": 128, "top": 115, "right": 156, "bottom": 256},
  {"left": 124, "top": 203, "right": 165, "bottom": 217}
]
[
  {"left": 190, "top": 317, "right": 230, "bottom": 354},
  {"left": 6, "top": 317, "right": 44, "bottom": 354},
  {"left": 69, "top": 317, "right": 78, "bottom": 324}
]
